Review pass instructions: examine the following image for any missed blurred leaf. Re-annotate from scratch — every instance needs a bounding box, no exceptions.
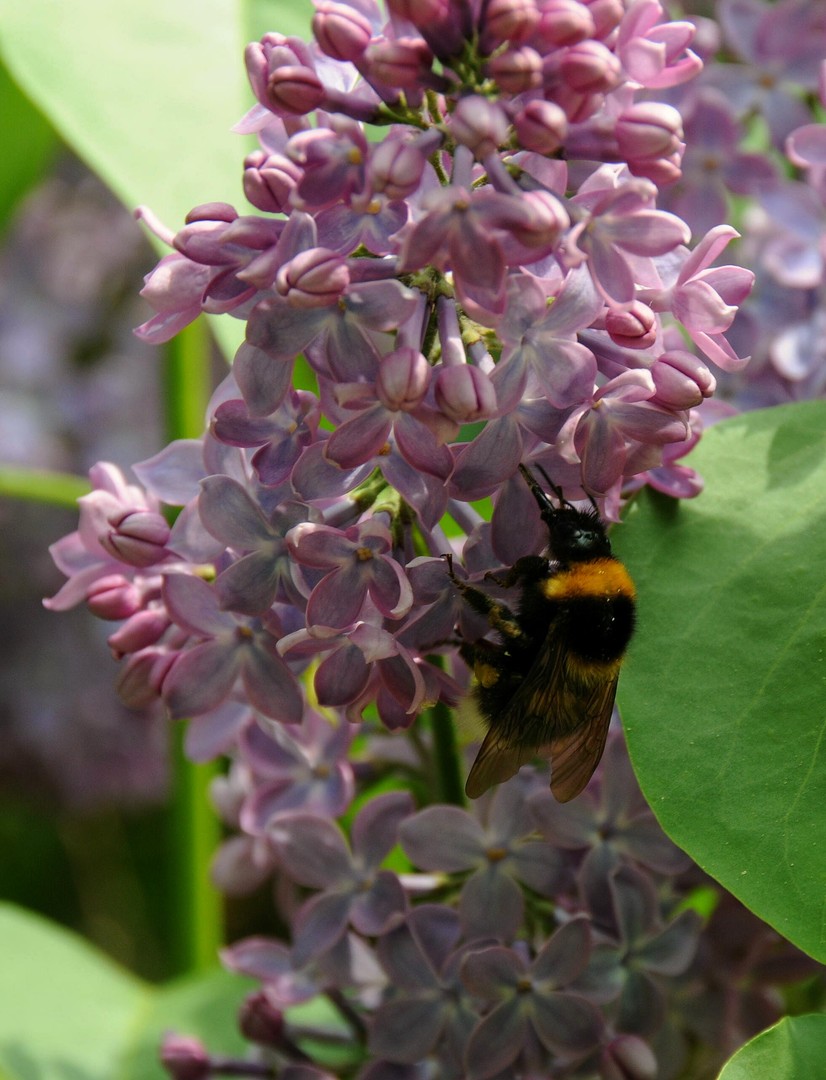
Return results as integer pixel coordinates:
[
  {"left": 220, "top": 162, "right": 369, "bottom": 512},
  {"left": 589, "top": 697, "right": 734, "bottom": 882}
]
[
  {"left": 0, "top": 903, "right": 253, "bottom": 1080},
  {"left": 613, "top": 401, "right": 826, "bottom": 961},
  {"left": 0, "top": 467, "right": 89, "bottom": 507},
  {"left": 0, "top": 903, "right": 145, "bottom": 1080},
  {"left": 0, "top": 61, "right": 57, "bottom": 234},
  {"left": 717, "top": 1015, "right": 826, "bottom": 1079}
]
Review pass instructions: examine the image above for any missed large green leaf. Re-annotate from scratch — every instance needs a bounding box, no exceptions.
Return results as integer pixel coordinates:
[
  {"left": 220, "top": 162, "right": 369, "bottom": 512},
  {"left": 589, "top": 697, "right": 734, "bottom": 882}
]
[
  {"left": 0, "top": 0, "right": 313, "bottom": 357},
  {"left": 717, "top": 1015, "right": 826, "bottom": 1079},
  {"left": 0, "top": 903, "right": 252, "bottom": 1080},
  {"left": 613, "top": 401, "right": 826, "bottom": 961}
]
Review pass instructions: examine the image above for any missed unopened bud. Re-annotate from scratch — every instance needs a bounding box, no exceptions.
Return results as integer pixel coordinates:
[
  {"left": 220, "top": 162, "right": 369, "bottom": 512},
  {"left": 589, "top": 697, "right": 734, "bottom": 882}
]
[
  {"left": 605, "top": 302, "right": 658, "bottom": 350},
  {"left": 650, "top": 350, "right": 716, "bottom": 409},
  {"left": 99, "top": 510, "right": 170, "bottom": 568},
  {"left": 87, "top": 574, "right": 142, "bottom": 620},
  {"left": 108, "top": 607, "right": 171, "bottom": 659},
  {"left": 364, "top": 37, "right": 434, "bottom": 90},
  {"left": 266, "top": 64, "right": 325, "bottom": 115},
  {"left": 535, "top": 0, "right": 595, "bottom": 47},
  {"left": 275, "top": 247, "right": 350, "bottom": 307},
  {"left": 554, "top": 39, "right": 622, "bottom": 94},
  {"left": 377, "top": 348, "right": 431, "bottom": 411},
  {"left": 243, "top": 150, "right": 301, "bottom": 213},
  {"left": 514, "top": 99, "right": 568, "bottom": 154},
  {"left": 481, "top": 0, "right": 540, "bottom": 51},
  {"left": 485, "top": 47, "right": 542, "bottom": 95},
  {"left": 238, "top": 990, "right": 285, "bottom": 1047},
  {"left": 312, "top": 0, "right": 372, "bottom": 62},
  {"left": 601, "top": 1034, "right": 658, "bottom": 1080},
  {"left": 369, "top": 138, "right": 427, "bottom": 199},
  {"left": 450, "top": 96, "right": 510, "bottom": 159},
  {"left": 435, "top": 364, "right": 497, "bottom": 422},
  {"left": 159, "top": 1033, "right": 210, "bottom": 1080}
]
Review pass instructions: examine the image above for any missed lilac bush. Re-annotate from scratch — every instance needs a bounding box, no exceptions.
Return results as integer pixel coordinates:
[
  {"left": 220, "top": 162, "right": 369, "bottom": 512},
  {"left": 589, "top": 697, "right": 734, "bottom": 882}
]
[{"left": 43, "top": 0, "right": 826, "bottom": 1076}]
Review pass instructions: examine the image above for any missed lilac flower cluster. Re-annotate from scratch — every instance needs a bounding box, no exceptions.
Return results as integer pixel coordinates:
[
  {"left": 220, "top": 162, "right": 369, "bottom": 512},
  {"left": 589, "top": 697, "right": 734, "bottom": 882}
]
[{"left": 48, "top": 0, "right": 826, "bottom": 1075}]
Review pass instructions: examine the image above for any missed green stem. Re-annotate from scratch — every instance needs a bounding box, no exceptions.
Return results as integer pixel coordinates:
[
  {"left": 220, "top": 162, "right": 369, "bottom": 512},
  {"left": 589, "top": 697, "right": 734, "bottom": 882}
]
[
  {"left": 0, "top": 466, "right": 89, "bottom": 506},
  {"left": 164, "top": 318, "right": 224, "bottom": 973},
  {"left": 430, "top": 698, "right": 466, "bottom": 807}
]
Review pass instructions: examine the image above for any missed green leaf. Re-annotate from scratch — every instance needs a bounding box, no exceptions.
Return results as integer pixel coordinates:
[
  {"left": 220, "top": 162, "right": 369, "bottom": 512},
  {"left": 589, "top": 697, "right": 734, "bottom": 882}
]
[
  {"left": 0, "top": 60, "right": 56, "bottom": 234},
  {"left": 717, "top": 1015, "right": 826, "bottom": 1079},
  {"left": 0, "top": 903, "right": 253, "bottom": 1080},
  {"left": 0, "top": 903, "right": 146, "bottom": 1080},
  {"left": 613, "top": 401, "right": 826, "bottom": 961}
]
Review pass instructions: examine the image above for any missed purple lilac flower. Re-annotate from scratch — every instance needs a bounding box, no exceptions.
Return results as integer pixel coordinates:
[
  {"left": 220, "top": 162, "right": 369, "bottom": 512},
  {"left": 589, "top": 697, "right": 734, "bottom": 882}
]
[{"left": 50, "top": 3, "right": 826, "bottom": 1078}]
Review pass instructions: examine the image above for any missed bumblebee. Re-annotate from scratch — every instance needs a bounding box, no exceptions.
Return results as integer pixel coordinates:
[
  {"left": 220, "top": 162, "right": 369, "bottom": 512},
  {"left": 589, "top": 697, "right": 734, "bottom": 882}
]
[{"left": 446, "top": 465, "right": 636, "bottom": 802}]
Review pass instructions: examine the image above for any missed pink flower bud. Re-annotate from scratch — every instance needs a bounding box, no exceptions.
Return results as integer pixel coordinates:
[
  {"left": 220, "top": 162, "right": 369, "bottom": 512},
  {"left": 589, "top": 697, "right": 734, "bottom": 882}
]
[
  {"left": 369, "top": 138, "right": 427, "bottom": 199},
  {"left": 650, "top": 351, "right": 716, "bottom": 409},
  {"left": 364, "top": 37, "right": 434, "bottom": 90},
  {"left": 119, "top": 647, "right": 175, "bottom": 708},
  {"left": 617, "top": 102, "right": 684, "bottom": 158},
  {"left": 605, "top": 302, "right": 658, "bottom": 350},
  {"left": 434, "top": 365, "right": 497, "bottom": 422},
  {"left": 312, "top": 1, "right": 373, "bottom": 62},
  {"left": 580, "top": 0, "right": 623, "bottom": 38},
  {"left": 86, "top": 574, "right": 143, "bottom": 620},
  {"left": 243, "top": 150, "right": 301, "bottom": 213},
  {"left": 184, "top": 202, "right": 237, "bottom": 225},
  {"left": 266, "top": 64, "right": 325, "bottom": 115},
  {"left": 99, "top": 510, "right": 171, "bottom": 568},
  {"left": 535, "top": 0, "right": 595, "bottom": 47},
  {"left": 159, "top": 1033, "right": 210, "bottom": 1080},
  {"left": 514, "top": 99, "right": 568, "bottom": 154},
  {"left": 616, "top": 102, "right": 685, "bottom": 184},
  {"left": 449, "top": 96, "right": 510, "bottom": 159},
  {"left": 275, "top": 247, "right": 350, "bottom": 307},
  {"left": 554, "top": 39, "right": 622, "bottom": 94},
  {"left": 601, "top": 1034, "right": 658, "bottom": 1080},
  {"left": 238, "top": 991, "right": 285, "bottom": 1047},
  {"left": 108, "top": 607, "right": 171, "bottom": 659},
  {"left": 377, "top": 348, "right": 431, "bottom": 411},
  {"left": 485, "top": 46, "right": 542, "bottom": 95},
  {"left": 481, "top": 0, "right": 540, "bottom": 51}
]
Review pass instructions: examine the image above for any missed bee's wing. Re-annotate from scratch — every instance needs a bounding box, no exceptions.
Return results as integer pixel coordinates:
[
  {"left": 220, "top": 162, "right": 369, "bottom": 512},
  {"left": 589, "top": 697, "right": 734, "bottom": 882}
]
[{"left": 465, "top": 622, "right": 618, "bottom": 802}]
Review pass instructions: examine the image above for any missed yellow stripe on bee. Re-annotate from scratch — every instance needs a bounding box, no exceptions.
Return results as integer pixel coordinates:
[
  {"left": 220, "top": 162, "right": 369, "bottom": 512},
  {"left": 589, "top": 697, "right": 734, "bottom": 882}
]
[
  {"left": 565, "top": 652, "right": 623, "bottom": 684},
  {"left": 540, "top": 558, "right": 636, "bottom": 602}
]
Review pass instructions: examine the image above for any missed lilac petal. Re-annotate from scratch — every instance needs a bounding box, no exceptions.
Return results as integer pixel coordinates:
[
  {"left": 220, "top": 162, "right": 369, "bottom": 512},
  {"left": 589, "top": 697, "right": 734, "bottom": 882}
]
[
  {"left": 234, "top": 341, "right": 294, "bottom": 416},
  {"left": 216, "top": 552, "right": 280, "bottom": 615},
  {"left": 133, "top": 438, "right": 205, "bottom": 504},
  {"left": 459, "top": 867, "right": 524, "bottom": 943},
  {"left": 379, "top": 453, "right": 449, "bottom": 529},
  {"left": 163, "top": 641, "right": 240, "bottom": 719},
  {"left": 450, "top": 420, "right": 523, "bottom": 500},
  {"left": 243, "top": 639, "right": 303, "bottom": 723},
  {"left": 531, "top": 992, "right": 604, "bottom": 1055},
  {"left": 325, "top": 408, "right": 393, "bottom": 468},
  {"left": 460, "top": 946, "right": 524, "bottom": 998},
  {"left": 247, "top": 298, "right": 330, "bottom": 360},
  {"left": 400, "top": 807, "right": 485, "bottom": 872},
  {"left": 352, "top": 791, "right": 415, "bottom": 866},
  {"left": 221, "top": 936, "right": 292, "bottom": 980},
  {"left": 406, "top": 905, "right": 462, "bottom": 975},
  {"left": 377, "top": 922, "right": 440, "bottom": 991},
  {"left": 787, "top": 123, "right": 826, "bottom": 166},
  {"left": 609, "top": 863, "right": 659, "bottom": 946},
  {"left": 463, "top": 998, "right": 526, "bottom": 1080},
  {"left": 184, "top": 700, "right": 251, "bottom": 761},
  {"left": 636, "top": 910, "right": 701, "bottom": 976},
  {"left": 199, "top": 475, "right": 273, "bottom": 548},
  {"left": 210, "top": 835, "right": 273, "bottom": 896},
  {"left": 529, "top": 789, "right": 597, "bottom": 847},
  {"left": 163, "top": 572, "right": 233, "bottom": 636},
  {"left": 532, "top": 916, "right": 592, "bottom": 986},
  {"left": 314, "top": 643, "right": 370, "bottom": 706},
  {"left": 350, "top": 870, "right": 407, "bottom": 936},
  {"left": 307, "top": 567, "right": 368, "bottom": 627},
  {"left": 368, "top": 997, "right": 447, "bottom": 1063},
  {"left": 269, "top": 813, "right": 353, "bottom": 887},
  {"left": 368, "top": 557, "right": 413, "bottom": 620},
  {"left": 622, "top": 814, "right": 691, "bottom": 874},
  {"left": 292, "top": 890, "right": 352, "bottom": 966},
  {"left": 617, "top": 969, "right": 665, "bottom": 1036},
  {"left": 511, "top": 840, "right": 566, "bottom": 897},
  {"left": 394, "top": 414, "right": 454, "bottom": 477}
]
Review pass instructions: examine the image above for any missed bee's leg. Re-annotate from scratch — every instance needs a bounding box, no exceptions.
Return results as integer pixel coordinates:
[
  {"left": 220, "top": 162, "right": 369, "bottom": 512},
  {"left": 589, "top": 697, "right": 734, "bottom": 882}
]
[
  {"left": 443, "top": 554, "right": 527, "bottom": 644},
  {"left": 484, "top": 555, "right": 548, "bottom": 589}
]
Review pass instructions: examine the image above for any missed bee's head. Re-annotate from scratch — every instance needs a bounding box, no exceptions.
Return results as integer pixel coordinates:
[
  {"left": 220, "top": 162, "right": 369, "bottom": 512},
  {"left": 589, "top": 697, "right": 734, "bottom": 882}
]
[{"left": 518, "top": 464, "right": 613, "bottom": 563}]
